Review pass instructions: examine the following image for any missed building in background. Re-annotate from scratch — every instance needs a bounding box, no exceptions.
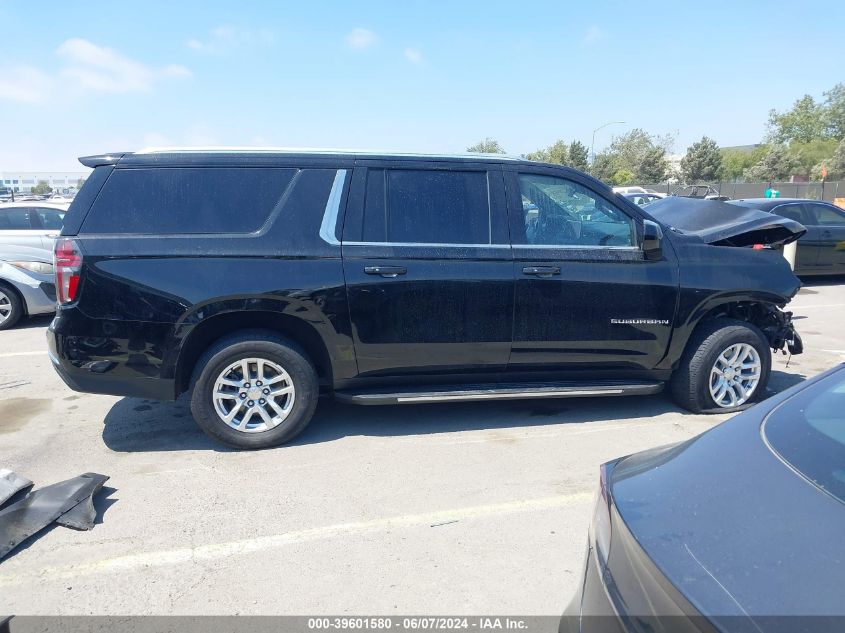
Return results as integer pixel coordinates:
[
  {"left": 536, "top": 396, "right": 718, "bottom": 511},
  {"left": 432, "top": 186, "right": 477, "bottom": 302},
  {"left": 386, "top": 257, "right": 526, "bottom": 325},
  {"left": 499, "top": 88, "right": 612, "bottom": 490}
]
[{"left": 0, "top": 170, "right": 91, "bottom": 195}]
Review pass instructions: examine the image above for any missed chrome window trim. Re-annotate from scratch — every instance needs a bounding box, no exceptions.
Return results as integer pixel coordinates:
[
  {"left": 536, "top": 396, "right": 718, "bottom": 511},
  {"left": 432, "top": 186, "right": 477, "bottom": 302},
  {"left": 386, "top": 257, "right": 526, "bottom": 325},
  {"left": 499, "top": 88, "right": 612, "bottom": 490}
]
[
  {"left": 319, "top": 169, "right": 348, "bottom": 246},
  {"left": 343, "top": 241, "right": 508, "bottom": 248}
]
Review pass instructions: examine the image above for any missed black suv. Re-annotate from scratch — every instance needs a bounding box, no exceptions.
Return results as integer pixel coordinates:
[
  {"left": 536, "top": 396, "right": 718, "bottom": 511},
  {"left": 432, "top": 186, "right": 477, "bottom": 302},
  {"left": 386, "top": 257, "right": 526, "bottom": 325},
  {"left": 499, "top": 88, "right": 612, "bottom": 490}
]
[{"left": 48, "top": 149, "right": 803, "bottom": 449}]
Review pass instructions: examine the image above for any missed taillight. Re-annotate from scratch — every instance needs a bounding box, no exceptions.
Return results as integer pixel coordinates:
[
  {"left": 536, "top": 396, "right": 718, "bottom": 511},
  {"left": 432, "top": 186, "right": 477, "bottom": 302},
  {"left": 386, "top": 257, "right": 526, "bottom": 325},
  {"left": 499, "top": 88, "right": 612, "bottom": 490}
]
[
  {"left": 592, "top": 463, "right": 613, "bottom": 566},
  {"left": 54, "top": 238, "right": 82, "bottom": 305}
]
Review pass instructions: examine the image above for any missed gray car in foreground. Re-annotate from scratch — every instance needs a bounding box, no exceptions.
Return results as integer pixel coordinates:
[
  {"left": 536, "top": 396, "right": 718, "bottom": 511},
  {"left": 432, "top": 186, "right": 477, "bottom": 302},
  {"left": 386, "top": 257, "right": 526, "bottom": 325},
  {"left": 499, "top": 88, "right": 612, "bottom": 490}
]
[
  {"left": 565, "top": 364, "right": 845, "bottom": 631},
  {"left": 0, "top": 244, "right": 55, "bottom": 329}
]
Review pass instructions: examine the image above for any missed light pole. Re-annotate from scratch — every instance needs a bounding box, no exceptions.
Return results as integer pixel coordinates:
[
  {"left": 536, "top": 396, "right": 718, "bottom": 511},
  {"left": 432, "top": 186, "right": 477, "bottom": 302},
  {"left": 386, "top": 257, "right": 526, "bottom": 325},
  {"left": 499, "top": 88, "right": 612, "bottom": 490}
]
[{"left": 590, "top": 120, "right": 626, "bottom": 165}]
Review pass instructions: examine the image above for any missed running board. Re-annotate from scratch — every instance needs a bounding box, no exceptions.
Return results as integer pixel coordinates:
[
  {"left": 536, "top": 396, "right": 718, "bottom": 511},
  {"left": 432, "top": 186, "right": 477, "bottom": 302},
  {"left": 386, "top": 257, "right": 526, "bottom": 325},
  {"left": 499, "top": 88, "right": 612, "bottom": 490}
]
[{"left": 335, "top": 381, "right": 664, "bottom": 405}]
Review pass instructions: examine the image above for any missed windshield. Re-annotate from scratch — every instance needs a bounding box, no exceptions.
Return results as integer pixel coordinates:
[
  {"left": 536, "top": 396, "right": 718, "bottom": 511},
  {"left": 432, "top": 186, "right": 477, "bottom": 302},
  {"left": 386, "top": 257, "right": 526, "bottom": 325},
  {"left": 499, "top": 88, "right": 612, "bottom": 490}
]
[{"left": 763, "top": 369, "right": 845, "bottom": 505}]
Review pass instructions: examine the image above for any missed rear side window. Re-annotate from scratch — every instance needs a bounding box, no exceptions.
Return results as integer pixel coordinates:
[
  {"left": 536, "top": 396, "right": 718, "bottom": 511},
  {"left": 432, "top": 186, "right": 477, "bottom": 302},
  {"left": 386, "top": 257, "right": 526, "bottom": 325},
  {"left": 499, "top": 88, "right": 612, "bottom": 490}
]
[
  {"left": 764, "top": 370, "right": 845, "bottom": 505},
  {"left": 362, "top": 169, "right": 491, "bottom": 244},
  {"left": 81, "top": 168, "right": 296, "bottom": 234},
  {"left": 36, "top": 208, "right": 65, "bottom": 230},
  {"left": 808, "top": 204, "right": 845, "bottom": 226},
  {"left": 772, "top": 204, "right": 808, "bottom": 224},
  {"left": 0, "top": 208, "right": 36, "bottom": 230}
]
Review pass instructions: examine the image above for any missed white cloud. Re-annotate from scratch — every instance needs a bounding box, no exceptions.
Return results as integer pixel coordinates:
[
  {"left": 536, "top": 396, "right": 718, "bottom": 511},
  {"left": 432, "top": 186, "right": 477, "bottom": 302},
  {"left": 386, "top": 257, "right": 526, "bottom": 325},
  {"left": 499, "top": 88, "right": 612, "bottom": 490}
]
[
  {"left": 57, "top": 38, "right": 191, "bottom": 93},
  {"left": 0, "top": 39, "right": 191, "bottom": 103},
  {"left": 186, "top": 25, "right": 275, "bottom": 54},
  {"left": 583, "top": 25, "right": 605, "bottom": 45},
  {"left": 404, "top": 48, "right": 424, "bottom": 65},
  {"left": 346, "top": 28, "right": 377, "bottom": 49},
  {"left": 0, "top": 65, "right": 54, "bottom": 103}
]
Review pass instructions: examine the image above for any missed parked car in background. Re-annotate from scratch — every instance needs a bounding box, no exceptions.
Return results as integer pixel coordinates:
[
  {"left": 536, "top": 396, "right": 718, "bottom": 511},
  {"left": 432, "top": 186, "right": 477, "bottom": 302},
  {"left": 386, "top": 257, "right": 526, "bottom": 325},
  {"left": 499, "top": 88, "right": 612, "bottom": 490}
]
[
  {"left": 728, "top": 198, "right": 845, "bottom": 276},
  {"left": 49, "top": 149, "right": 804, "bottom": 449},
  {"left": 0, "top": 201, "right": 68, "bottom": 250},
  {"left": 0, "top": 244, "right": 56, "bottom": 330},
  {"left": 611, "top": 186, "right": 647, "bottom": 195},
  {"left": 564, "top": 363, "right": 845, "bottom": 629},
  {"left": 671, "top": 184, "right": 730, "bottom": 201},
  {"left": 621, "top": 192, "right": 662, "bottom": 206}
]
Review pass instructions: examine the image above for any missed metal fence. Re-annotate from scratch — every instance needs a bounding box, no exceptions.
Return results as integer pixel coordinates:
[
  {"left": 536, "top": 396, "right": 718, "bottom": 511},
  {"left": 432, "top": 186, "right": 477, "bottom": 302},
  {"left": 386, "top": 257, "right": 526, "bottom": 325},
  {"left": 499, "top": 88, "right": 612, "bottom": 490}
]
[{"left": 641, "top": 181, "right": 845, "bottom": 202}]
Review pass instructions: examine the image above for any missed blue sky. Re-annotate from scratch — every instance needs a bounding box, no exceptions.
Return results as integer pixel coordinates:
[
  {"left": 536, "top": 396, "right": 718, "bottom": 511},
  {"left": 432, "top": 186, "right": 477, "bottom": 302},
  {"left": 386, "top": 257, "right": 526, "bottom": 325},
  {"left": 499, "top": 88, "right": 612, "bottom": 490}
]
[{"left": 1, "top": 0, "right": 843, "bottom": 170}]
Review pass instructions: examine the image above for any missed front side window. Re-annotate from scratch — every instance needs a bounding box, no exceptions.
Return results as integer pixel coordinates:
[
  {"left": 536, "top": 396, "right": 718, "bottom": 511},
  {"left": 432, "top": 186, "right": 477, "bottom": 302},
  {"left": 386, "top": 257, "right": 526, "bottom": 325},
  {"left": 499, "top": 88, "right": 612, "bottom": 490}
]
[
  {"left": 517, "top": 174, "right": 635, "bottom": 247},
  {"left": 362, "top": 169, "right": 491, "bottom": 244},
  {"left": 808, "top": 204, "right": 845, "bottom": 226},
  {"left": 0, "top": 208, "right": 35, "bottom": 230}
]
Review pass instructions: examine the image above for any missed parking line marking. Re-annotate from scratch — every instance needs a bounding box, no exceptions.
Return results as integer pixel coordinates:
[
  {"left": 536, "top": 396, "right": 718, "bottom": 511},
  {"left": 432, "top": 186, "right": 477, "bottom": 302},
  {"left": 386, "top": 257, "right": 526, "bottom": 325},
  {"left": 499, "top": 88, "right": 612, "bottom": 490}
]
[
  {"left": 793, "top": 303, "right": 845, "bottom": 309},
  {"left": 0, "top": 351, "right": 45, "bottom": 358},
  {"left": 0, "top": 492, "right": 593, "bottom": 584}
]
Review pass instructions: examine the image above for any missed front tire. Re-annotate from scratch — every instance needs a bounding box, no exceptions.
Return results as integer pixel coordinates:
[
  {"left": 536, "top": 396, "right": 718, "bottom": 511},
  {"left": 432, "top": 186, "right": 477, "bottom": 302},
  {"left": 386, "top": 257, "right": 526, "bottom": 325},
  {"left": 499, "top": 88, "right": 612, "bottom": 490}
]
[
  {"left": 0, "top": 284, "right": 24, "bottom": 331},
  {"left": 669, "top": 318, "right": 771, "bottom": 414},
  {"left": 189, "top": 331, "right": 319, "bottom": 449}
]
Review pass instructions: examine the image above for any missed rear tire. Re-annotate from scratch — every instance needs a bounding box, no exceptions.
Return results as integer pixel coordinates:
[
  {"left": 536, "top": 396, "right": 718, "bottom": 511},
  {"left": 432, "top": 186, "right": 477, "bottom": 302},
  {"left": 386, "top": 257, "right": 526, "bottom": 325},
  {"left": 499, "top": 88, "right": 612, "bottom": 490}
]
[
  {"left": 189, "top": 330, "right": 319, "bottom": 449},
  {"left": 669, "top": 318, "right": 771, "bottom": 414},
  {"left": 0, "top": 284, "right": 24, "bottom": 331}
]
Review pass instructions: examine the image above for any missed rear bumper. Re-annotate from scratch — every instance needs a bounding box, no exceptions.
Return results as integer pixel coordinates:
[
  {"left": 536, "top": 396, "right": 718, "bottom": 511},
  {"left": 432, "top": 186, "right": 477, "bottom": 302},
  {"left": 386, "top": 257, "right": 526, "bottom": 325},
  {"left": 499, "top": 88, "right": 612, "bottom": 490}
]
[
  {"left": 47, "top": 309, "right": 176, "bottom": 401},
  {"left": 562, "top": 546, "right": 626, "bottom": 633}
]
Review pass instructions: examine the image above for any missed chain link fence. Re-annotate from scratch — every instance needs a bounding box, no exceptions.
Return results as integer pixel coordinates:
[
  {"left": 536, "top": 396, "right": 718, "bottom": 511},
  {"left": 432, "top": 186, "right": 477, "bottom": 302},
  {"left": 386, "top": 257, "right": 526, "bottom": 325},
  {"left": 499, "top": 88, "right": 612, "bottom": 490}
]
[{"left": 641, "top": 181, "right": 845, "bottom": 202}]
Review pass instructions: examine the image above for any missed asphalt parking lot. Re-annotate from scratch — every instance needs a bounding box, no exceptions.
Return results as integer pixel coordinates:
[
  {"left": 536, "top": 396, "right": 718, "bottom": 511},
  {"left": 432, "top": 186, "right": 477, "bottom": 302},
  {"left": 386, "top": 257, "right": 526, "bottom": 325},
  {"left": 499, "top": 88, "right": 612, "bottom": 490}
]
[{"left": 1, "top": 278, "right": 843, "bottom": 616}]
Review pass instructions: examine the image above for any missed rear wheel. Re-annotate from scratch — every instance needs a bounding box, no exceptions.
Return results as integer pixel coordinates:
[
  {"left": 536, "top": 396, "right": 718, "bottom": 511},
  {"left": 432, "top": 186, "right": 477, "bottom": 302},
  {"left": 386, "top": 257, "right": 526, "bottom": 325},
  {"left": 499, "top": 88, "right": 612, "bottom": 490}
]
[
  {"left": 0, "top": 285, "right": 24, "bottom": 331},
  {"left": 670, "top": 318, "right": 771, "bottom": 413},
  {"left": 189, "top": 331, "right": 318, "bottom": 449}
]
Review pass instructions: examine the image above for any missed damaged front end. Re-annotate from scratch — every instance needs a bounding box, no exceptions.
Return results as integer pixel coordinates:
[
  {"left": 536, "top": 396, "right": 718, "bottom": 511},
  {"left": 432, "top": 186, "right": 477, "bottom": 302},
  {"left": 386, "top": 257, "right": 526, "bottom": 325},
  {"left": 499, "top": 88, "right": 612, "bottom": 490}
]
[
  {"left": 645, "top": 197, "right": 807, "bottom": 249},
  {"left": 759, "top": 304, "right": 803, "bottom": 356}
]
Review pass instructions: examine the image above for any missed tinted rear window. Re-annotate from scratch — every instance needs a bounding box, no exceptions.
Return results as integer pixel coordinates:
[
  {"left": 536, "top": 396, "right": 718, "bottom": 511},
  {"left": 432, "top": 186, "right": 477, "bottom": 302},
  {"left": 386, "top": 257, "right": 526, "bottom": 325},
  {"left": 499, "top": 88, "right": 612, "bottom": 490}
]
[
  {"left": 362, "top": 169, "right": 491, "bottom": 244},
  {"left": 764, "top": 370, "right": 845, "bottom": 505},
  {"left": 81, "top": 168, "right": 296, "bottom": 234}
]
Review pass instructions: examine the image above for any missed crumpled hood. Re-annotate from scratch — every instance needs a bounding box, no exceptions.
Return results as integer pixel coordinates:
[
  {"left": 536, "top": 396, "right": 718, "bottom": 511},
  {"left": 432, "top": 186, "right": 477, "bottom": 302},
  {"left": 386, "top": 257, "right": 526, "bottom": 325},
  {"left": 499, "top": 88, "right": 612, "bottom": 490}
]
[{"left": 643, "top": 197, "right": 806, "bottom": 247}]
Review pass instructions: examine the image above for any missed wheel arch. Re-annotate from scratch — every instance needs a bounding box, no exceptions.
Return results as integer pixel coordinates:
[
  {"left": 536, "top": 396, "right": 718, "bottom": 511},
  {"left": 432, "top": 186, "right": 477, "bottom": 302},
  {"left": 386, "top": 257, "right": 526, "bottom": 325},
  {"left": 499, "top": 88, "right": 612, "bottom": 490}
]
[
  {"left": 660, "top": 294, "right": 793, "bottom": 370},
  {"left": 0, "top": 279, "right": 27, "bottom": 316},
  {"left": 174, "top": 310, "right": 334, "bottom": 396}
]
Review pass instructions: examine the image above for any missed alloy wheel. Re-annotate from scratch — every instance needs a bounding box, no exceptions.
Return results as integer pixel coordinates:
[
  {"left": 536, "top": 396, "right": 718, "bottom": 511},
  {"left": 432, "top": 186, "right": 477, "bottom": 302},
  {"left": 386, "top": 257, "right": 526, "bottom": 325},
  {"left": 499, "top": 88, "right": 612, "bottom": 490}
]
[
  {"left": 708, "top": 343, "right": 761, "bottom": 408},
  {"left": 212, "top": 357, "right": 296, "bottom": 433}
]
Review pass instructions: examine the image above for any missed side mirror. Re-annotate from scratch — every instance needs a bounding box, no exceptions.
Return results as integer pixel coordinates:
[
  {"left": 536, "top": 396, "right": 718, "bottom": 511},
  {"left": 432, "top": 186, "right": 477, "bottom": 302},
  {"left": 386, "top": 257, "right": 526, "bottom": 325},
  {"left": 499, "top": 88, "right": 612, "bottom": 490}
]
[{"left": 642, "top": 220, "right": 663, "bottom": 261}]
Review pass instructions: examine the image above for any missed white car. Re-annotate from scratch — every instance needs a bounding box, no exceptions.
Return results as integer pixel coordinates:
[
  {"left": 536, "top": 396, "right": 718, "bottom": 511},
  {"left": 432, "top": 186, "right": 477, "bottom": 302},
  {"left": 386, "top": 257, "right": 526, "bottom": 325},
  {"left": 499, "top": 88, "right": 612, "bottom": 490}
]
[
  {"left": 612, "top": 186, "right": 648, "bottom": 195},
  {"left": 0, "top": 201, "right": 69, "bottom": 250}
]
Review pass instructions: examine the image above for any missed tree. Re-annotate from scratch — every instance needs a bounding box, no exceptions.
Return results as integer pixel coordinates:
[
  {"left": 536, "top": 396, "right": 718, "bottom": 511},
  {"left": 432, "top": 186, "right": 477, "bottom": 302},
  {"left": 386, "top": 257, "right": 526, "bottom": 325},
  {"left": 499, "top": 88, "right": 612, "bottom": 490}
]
[
  {"left": 76, "top": 178, "right": 87, "bottom": 189},
  {"left": 525, "top": 139, "right": 568, "bottom": 165},
  {"left": 467, "top": 138, "right": 505, "bottom": 153},
  {"left": 767, "top": 94, "right": 827, "bottom": 144},
  {"left": 823, "top": 83, "right": 845, "bottom": 140},
  {"left": 568, "top": 140, "right": 589, "bottom": 172},
  {"left": 680, "top": 136, "right": 722, "bottom": 182},
  {"left": 719, "top": 145, "right": 768, "bottom": 181},
  {"left": 612, "top": 169, "right": 636, "bottom": 185},
  {"left": 812, "top": 137, "right": 845, "bottom": 181},
  {"left": 637, "top": 146, "right": 668, "bottom": 183},
  {"left": 588, "top": 128, "right": 672, "bottom": 184},
  {"left": 591, "top": 153, "right": 616, "bottom": 183},
  {"left": 32, "top": 181, "right": 52, "bottom": 195},
  {"left": 788, "top": 138, "right": 839, "bottom": 178},
  {"left": 743, "top": 145, "right": 801, "bottom": 181}
]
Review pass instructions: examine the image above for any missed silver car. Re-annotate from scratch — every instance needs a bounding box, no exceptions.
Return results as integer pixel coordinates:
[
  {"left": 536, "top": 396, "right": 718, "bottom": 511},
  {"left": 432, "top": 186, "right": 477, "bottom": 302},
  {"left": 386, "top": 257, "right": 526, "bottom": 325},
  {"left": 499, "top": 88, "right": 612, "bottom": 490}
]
[
  {"left": 0, "top": 244, "right": 56, "bottom": 330},
  {"left": 0, "top": 201, "right": 68, "bottom": 250}
]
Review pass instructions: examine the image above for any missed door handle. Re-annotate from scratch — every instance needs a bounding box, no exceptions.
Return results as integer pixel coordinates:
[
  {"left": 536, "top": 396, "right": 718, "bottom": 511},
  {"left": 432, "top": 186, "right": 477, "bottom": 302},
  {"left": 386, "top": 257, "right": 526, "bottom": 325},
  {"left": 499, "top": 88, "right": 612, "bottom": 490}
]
[
  {"left": 821, "top": 230, "right": 832, "bottom": 238},
  {"left": 522, "top": 266, "right": 561, "bottom": 277},
  {"left": 364, "top": 265, "right": 407, "bottom": 278}
]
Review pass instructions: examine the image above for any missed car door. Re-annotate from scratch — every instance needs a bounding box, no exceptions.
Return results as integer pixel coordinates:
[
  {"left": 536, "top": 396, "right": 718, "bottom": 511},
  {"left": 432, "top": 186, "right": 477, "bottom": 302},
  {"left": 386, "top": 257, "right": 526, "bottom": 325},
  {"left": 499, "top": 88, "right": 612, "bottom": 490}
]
[
  {"left": 341, "top": 161, "right": 513, "bottom": 377},
  {"left": 770, "top": 203, "right": 819, "bottom": 272},
  {"left": 505, "top": 166, "right": 679, "bottom": 373},
  {"left": 0, "top": 207, "right": 45, "bottom": 249},
  {"left": 802, "top": 203, "right": 845, "bottom": 273}
]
